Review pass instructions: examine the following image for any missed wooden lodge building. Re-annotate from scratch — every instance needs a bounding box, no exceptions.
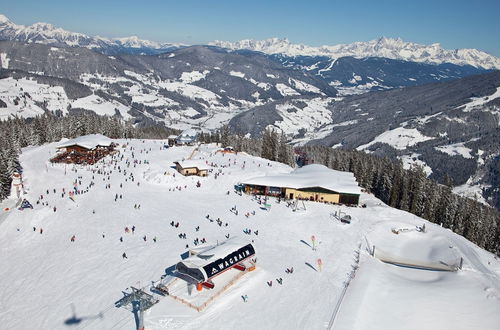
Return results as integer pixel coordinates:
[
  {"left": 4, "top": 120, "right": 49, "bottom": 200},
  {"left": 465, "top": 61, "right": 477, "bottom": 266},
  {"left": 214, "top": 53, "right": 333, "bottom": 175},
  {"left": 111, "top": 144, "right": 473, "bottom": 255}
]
[
  {"left": 174, "top": 160, "right": 209, "bottom": 177},
  {"left": 51, "top": 134, "right": 115, "bottom": 165},
  {"left": 242, "top": 164, "right": 361, "bottom": 205}
]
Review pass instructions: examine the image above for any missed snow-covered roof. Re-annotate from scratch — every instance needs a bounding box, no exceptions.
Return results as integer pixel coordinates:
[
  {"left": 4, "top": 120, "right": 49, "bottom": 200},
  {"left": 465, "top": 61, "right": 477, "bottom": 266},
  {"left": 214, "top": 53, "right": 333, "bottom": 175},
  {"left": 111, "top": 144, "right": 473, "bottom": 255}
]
[
  {"left": 167, "top": 135, "right": 178, "bottom": 139},
  {"left": 179, "top": 129, "right": 198, "bottom": 137},
  {"left": 242, "top": 164, "right": 361, "bottom": 195},
  {"left": 57, "top": 134, "right": 113, "bottom": 150},
  {"left": 174, "top": 160, "right": 209, "bottom": 170},
  {"left": 180, "top": 237, "right": 254, "bottom": 269}
]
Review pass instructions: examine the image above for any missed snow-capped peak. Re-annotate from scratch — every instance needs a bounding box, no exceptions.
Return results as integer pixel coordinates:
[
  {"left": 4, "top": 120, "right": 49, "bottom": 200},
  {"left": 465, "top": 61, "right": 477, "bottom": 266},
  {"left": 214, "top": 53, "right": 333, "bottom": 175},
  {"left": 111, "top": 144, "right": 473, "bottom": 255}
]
[
  {"left": 112, "top": 35, "right": 165, "bottom": 49},
  {"left": 0, "top": 13, "right": 182, "bottom": 53},
  {"left": 31, "top": 22, "right": 55, "bottom": 30},
  {"left": 0, "top": 14, "right": 11, "bottom": 24},
  {"left": 210, "top": 37, "right": 500, "bottom": 70}
]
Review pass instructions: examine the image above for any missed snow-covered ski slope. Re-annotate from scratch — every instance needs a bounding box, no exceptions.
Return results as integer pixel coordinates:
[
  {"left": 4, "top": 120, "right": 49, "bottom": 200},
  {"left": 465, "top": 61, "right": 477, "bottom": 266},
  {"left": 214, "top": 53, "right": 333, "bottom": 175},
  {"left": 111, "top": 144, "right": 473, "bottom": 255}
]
[{"left": 0, "top": 140, "right": 499, "bottom": 329}]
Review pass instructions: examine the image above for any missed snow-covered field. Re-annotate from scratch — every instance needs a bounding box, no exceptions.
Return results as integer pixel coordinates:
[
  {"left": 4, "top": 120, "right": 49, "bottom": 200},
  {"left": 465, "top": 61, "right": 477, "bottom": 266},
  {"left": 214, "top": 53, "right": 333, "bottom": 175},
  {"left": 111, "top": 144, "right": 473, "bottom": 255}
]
[
  {"left": 0, "top": 77, "right": 133, "bottom": 120},
  {"left": 459, "top": 87, "right": 500, "bottom": 112},
  {"left": 399, "top": 153, "right": 433, "bottom": 176},
  {"left": 0, "top": 140, "right": 499, "bottom": 330},
  {"left": 435, "top": 142, "right": 474, "bottom": 159},
  {"left": 272, "top": 97, "right": 334, "bottom": 140},
  {"left": 357, "top": 127, "right": 434, "bottom": 151}
]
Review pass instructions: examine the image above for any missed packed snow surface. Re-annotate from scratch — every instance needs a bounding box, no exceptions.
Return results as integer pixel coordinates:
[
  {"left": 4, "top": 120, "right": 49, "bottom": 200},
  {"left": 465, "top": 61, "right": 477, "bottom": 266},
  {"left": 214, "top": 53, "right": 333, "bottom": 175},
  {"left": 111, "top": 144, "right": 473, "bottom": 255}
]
[{"left": 0, "top": 140, "right": 499, "bottom": 329}]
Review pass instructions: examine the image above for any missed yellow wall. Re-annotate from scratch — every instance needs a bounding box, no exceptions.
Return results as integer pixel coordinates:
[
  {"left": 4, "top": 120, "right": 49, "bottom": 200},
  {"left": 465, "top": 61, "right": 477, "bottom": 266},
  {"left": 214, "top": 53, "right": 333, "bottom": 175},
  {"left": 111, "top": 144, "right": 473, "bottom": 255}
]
[
  {"left": 284, "top": 188, "right": 340, "bottom": 203},
  {"left": 181, "top": 168, "right": 198, "bottom": 175},
  {"left": 176, "top": 163, "right": 207, "bottom": 176}
]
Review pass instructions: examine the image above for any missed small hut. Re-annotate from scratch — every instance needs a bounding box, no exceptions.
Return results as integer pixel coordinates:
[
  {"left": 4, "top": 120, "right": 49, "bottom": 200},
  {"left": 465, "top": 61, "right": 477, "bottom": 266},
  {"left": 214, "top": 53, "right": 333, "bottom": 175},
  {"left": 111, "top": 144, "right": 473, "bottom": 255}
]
[{"left": 174, "top": 160, "right": 209, "bottom": 176}]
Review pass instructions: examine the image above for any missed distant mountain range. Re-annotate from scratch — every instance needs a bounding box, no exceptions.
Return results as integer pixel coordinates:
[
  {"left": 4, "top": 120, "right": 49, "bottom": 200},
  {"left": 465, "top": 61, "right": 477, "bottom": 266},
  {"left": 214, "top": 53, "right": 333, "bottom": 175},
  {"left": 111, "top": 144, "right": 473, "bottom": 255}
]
[
  {"left": 0, "top": 14, "right": 180, "bottom": 55},
  {"left": 1, "top": 14, "right": 499, "bottom": 70},
  {"left": 268, "top": 54, "right": 487, "bottom": 94},
  {"left": 211, "top": 37, "right": 500, "bottom": 70}
]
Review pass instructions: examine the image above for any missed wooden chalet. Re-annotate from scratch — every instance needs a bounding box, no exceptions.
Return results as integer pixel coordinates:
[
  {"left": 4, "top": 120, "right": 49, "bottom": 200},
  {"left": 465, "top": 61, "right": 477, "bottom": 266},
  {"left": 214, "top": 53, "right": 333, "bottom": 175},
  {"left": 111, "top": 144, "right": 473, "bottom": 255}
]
[
  {"left": 174, "top": 160, "right": 209, "bottom": 177},
  {"left": 51, "top": 134, "right": 115, "bottom": 165}
]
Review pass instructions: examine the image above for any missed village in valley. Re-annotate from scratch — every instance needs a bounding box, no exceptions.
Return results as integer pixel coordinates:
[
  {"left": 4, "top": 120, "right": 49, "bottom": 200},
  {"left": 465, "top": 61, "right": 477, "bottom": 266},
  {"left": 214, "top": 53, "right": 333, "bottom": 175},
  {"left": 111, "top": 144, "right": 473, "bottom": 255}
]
[{"left": 1, "top": 130, "right": 499, "bottom": 330}]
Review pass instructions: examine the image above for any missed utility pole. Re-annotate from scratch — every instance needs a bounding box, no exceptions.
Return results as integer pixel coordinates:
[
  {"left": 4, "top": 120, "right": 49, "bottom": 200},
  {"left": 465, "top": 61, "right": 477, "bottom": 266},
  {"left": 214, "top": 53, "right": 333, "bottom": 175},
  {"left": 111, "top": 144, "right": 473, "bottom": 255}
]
[{"left": 115, "top": 287, "right": 159, "bottom": 330}]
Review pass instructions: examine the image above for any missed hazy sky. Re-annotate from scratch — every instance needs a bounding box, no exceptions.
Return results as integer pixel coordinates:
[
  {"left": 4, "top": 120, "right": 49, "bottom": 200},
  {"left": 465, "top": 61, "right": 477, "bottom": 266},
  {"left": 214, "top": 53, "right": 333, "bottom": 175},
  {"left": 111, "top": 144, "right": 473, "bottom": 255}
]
[{"left": 2, "top": 0, "right": 500, "bottom": 56}]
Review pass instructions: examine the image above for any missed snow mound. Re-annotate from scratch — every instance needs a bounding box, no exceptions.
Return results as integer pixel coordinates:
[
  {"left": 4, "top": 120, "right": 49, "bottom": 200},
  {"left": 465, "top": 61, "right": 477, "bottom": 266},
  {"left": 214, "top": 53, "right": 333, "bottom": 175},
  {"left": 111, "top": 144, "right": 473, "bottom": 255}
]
[{"left": 367, "top": 221, "right": 461, "bottom": 270}]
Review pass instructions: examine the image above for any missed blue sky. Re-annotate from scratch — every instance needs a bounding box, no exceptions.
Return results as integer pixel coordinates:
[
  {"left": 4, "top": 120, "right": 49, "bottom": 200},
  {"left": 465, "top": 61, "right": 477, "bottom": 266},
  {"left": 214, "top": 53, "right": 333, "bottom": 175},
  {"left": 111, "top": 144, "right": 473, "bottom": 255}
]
[{"left": 2, "top": 0, "right": 500, "bottom": 56}]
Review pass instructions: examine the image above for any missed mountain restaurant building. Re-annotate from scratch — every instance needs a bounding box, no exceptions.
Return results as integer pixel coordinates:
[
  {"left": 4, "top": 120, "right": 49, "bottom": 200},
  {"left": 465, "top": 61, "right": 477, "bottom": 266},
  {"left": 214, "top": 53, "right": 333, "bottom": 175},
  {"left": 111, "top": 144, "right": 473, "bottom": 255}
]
[
  {"left": 51, "top": 134, "right": 115, "bottom": 165},
  {"left": 242, "top": 164, "right": 361, "bottom": 205}
]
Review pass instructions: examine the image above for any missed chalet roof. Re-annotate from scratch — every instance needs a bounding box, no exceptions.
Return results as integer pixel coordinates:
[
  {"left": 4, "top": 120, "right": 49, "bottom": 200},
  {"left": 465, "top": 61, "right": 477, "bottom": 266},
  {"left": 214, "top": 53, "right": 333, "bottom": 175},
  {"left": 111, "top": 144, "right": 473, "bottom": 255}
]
[
  {"left": 242, "top": 164, "right": 361, "bottom": 195},
  {"left": 174, "top": 160, "right": 210, "bottom": 170},
  {"left": 178, "top": 129, "right": 198, "bottom": 138},
  {"left": 57, "top": 134, "right": 113, "bottom": 150}
]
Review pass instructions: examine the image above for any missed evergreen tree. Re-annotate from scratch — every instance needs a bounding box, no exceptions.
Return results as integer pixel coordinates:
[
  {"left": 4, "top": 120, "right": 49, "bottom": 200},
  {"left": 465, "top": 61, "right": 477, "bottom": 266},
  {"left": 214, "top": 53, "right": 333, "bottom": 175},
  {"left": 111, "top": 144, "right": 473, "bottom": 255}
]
[
  {"left": 409, "top": 164, "right": 426, "bottom": 216},
  {"left": 277, "top": 132, "right": 294, "bottom": 166},
  {"left": 0, "top": 153, "right": 10, "bottom": 199},
  {"left": 220, "top": 125, "right": 230, "bottom": 148}
]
